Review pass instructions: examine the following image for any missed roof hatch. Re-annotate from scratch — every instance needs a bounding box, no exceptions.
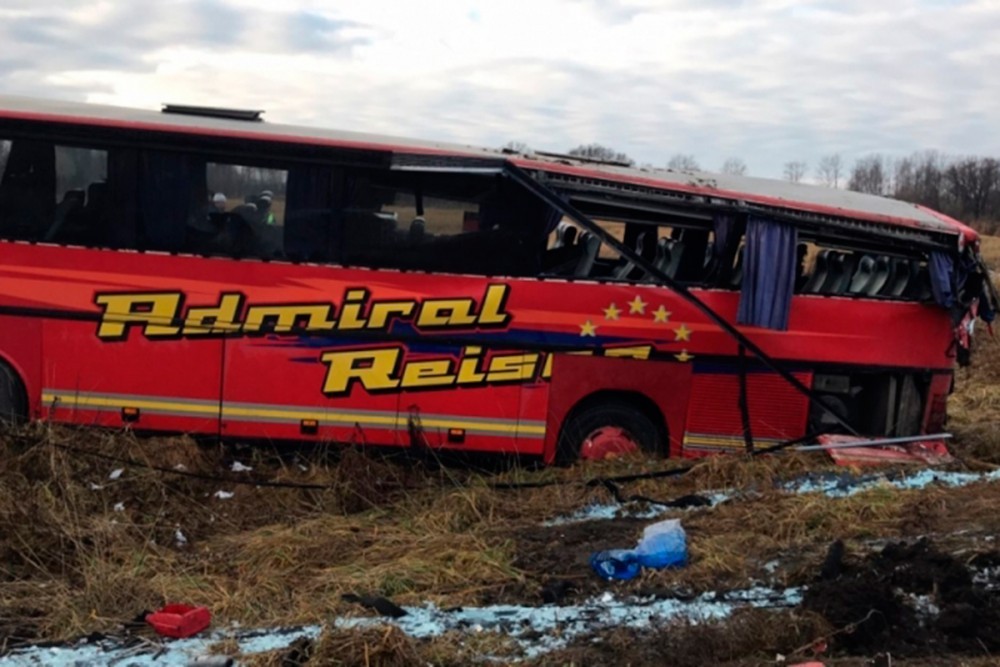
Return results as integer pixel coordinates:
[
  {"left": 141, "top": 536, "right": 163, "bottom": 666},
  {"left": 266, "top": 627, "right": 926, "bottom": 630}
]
[{"left": 161, "top": 104, "right": 264, "bottom": 122}]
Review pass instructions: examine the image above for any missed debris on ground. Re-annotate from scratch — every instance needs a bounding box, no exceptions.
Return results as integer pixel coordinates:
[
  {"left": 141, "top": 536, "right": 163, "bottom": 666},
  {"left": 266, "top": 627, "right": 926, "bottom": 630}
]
[{"left": 591, "top": 518, "right": 687, "bottom": 580}]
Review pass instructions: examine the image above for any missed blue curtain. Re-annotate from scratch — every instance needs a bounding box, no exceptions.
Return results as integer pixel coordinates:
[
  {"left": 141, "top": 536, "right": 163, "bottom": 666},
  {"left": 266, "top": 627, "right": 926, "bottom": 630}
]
[
  {"left": 737, "top": 216, "right": 798, "bottom": 331},
  {"left": 712, "top": 214, "right": 736, "bottom": 262},
  {"left": 929, "top": 251, "right": 956, "bottom": 308}
]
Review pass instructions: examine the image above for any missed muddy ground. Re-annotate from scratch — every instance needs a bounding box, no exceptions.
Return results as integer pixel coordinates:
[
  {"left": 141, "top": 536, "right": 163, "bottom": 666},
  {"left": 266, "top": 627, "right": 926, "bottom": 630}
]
[{"left": 2, "top": 237, "right": 1000, "bottom": 666}]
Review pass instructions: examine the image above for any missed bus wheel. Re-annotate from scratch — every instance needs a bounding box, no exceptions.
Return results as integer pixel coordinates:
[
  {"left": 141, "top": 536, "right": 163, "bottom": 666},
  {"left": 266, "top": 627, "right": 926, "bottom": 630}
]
[
  {"left": 558, "top": 399, "right": 664, "bottom": 464},
  {"left": 0, "top": 362, "right": 26, "bottom": 425}
]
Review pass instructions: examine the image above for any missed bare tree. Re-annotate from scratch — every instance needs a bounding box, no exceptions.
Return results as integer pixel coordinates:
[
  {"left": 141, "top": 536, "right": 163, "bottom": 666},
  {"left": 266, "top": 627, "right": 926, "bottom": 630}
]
[
  {"left": 502, "top": 141, "right": 531, "bottom": 154},
  {"left": 848, "top": 155, "right": 889, "bottom": 195},
  {"left": 815, "top": 154, "right": 843, "bottom": 188},
  {"left": 783, "top": 161, "right": 807, "bottom": 183},
  {"left": 720, "top": 157, "right": 747, "bottom": 176},
  {"left": 567, "top": 143, "right": 634, "bottom": 166},
  {"left": 945, "top": 157, "right": 1000, "bottom": 220},
  {"left": 667, "top": 154, "right": 701, "bottom": 171}
]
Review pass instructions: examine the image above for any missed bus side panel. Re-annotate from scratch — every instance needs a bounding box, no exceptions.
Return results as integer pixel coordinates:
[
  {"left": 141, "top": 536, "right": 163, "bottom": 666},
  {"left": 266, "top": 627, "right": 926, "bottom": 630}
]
[
  {"left": 0, "top": 314, "right": 42, "bottom": 418},
  {"left": 42, "top": 321, "right": 224, "bottom": 433},
  {"left": 543, "top": 355, "right": 693, "bottom": 462},
  {"left": 681, "top": 368, "right": 812, "bottom": 456},
  {"left": 220, "top": 336, "right": 402, "bottom": 446},
  {"left": 686, "top": 290, "right": 955, "bottom": 370},
  {"left": 0, "top": 244, "right": 225, "bottom": 433},
  {"left": 394, "top": 353, "right": 533, "bottom": 455}
]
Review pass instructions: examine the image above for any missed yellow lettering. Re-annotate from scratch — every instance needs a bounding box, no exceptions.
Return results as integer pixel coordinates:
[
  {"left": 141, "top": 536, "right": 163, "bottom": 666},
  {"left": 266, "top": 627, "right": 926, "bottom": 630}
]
[
  {"left": 339, "top": 289, "right": 369, "bottom": 330},
  {"left": 367, "top": 300, "right": 416, "bottom": 329},
  {"left": 242, "top": 305, "right": 334, "bottom": 334},
  {"left": 183, "top": 293, "right": 243, "bottom": 335},
  {"left": 541, "top": 352, "right": 554, "bottom": 379},
  {"left": 457, "top": 346, "right": 487, "bottom": 383},
  {"left": 320, "top": 348, "right": 401, "bottom": 394},
  {"left": 486, "top": 353, "right": 540, "bottom": 382},
  {"left": 401, "top": 359, "right": 456, "bottom": 388},
  {"left": 603, "top": 345, "right": 652, "bottom": 360},
  {"left": 416, "top": 298, "right": 478, "bottom": 328},
  {"left": 477, "top": 284, "right": 511, "bottom": 326},
  {"left": 96, "top": 293, "right": 182, "bottom": 339}
]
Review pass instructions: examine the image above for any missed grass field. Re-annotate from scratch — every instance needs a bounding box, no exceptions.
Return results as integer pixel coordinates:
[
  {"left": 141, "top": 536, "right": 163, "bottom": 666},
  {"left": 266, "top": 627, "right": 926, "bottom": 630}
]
[{"left": 2, "top": 238, "right": 1000, "bottom": 666}]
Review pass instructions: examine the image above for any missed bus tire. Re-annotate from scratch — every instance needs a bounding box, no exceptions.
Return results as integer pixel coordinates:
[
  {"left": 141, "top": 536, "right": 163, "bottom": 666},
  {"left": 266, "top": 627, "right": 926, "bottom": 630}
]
[
  {"left": 0, "top": 362, "right": 26, "bottom": 425},
  {"left": 557, "top": 398, "right": 664, "bottom": 464}
]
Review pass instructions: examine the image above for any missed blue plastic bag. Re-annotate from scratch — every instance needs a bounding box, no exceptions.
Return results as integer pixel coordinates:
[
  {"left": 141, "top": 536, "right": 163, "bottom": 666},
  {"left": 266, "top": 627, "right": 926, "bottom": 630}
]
[
  {"left": 589, "top": 549, "right": 641, "bottom": 580},
  {"left": 635, "top": 518, "right": 687, "bottom": 568},
  {"left": 590, "top": 519, "right": 687, "bottom": 580}
]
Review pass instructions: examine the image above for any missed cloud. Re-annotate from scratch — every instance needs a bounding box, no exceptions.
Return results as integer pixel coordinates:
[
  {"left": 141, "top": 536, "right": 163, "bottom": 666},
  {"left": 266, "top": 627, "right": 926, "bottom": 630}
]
[{"left": 1, "top": 0, "right": 999, "bottom": 179}]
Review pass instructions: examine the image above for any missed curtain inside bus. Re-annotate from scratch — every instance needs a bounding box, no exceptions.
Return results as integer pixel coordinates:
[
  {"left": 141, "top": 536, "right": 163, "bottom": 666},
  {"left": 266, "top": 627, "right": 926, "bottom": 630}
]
[
  {"left": 929, "top": 251, "right": 956, "bottom": 309},
  {"left": 707, "top": 213, "right": 743, "bottom": 284},
  {"left": 285, "top": 164, "right": 336, "bottom": 262},
  {"left": 737, "top": 216, "right": 797, "bottom": 330},
  {"left": 139, "top": 151, "right": 205, "bottom": 252}
]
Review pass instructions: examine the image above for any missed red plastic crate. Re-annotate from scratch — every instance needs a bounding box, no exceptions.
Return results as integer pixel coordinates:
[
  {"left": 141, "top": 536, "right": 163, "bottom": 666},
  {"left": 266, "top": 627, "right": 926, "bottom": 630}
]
[{"left": 146, "top": 604, "right": 211, "bottom": 638}]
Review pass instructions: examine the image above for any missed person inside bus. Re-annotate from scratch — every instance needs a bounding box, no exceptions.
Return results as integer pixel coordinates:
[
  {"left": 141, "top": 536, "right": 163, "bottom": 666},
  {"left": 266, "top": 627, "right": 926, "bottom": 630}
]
[
  {"left": 256, "top": 192, "right": 277, "bottom": 226},
  {"left": 212, "top": 192, "right": 227, "bottom": 213}
]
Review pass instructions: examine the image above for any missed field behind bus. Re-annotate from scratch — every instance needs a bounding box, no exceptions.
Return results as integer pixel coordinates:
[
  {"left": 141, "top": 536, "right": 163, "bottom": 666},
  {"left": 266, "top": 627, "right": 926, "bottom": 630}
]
[{"left": 2, "top": 238, "right": 1000, "bottom": 666}]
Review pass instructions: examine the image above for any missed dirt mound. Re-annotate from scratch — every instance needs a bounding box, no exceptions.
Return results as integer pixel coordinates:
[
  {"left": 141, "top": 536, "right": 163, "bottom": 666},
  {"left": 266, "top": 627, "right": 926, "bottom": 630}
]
[{"left": 803, "top": 538, "right": 1000, "bottom": 656}]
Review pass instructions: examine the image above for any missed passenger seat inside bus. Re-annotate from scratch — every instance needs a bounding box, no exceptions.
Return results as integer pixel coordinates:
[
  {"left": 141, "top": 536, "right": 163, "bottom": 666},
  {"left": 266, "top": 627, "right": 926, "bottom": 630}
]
[
  {"left": 801, "top": 249, "right": 830, "bottom": 293},
  {"left": 574, "top": 232, "right": 601, "bottom": 277},
  {"left": 612, "top": 231, "right": 651, "bottom": 280},
  {"left": 882, "top": 258, "right": 912, "bottom": 297}
]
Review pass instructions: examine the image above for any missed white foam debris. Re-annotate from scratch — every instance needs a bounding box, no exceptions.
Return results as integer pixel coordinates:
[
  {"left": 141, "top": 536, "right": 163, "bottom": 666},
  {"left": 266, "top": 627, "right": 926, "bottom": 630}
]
[
  {"left": 108, "top": 468, "right": 124, "bottom": 480},
  {"left": 230, "top": 461, "right": 253, "bottom": 473},
  {"left": 113, "top": 502, "right": 125, "bottom": 512},
  {"left": 784, "top": 468, "right": 1000, "bottom": 498},
  {"left": 174, "top": 529, "right": 188, "bottom": 546},
  {"left": 1, "top": 587, "right": 801, "bottom": 665},
  {"left": 213, "top": 490, "right": 234, "bottom": 500},
  {"left": 543, "top": 492, "right": 730, "bottom": 526}
]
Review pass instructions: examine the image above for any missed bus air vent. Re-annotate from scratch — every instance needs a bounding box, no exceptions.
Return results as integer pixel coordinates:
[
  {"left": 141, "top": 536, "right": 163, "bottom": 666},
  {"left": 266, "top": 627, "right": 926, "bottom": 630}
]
[{"left": 161, "top": 104, "right": 264, "bottom": 122}]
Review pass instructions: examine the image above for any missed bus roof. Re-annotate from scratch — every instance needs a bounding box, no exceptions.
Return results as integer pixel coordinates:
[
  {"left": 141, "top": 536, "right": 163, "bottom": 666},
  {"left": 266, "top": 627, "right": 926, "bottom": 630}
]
[{"left": 0, "top": 94, "right": 976, "bottom": 245}]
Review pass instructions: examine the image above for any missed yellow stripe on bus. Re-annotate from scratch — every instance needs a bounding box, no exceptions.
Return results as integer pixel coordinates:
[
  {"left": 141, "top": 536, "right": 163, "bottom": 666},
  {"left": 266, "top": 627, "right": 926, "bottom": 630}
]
[{"left": 41, "top": 391, "right": 546, "bottom": 437}]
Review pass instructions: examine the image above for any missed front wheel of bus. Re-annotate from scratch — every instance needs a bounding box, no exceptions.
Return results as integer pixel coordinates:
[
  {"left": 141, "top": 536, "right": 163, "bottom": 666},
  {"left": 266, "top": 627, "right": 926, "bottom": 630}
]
[
  {"left": 0, "top": 362, "right": 26, "bottom": 425},
  {"left": 557, "top": 399, "right": 665, "bottom": 464}
]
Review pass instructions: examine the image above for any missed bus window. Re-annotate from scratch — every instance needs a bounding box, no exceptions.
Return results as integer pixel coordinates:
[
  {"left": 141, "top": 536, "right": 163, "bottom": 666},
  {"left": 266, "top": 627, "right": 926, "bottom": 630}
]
[
  {"left": 45, "top": 146, "right": 108, "bottom": 246},
  {"left": 0, "top": 138, "right": 55, "bottom": 241},
  {"left": 138, "top": 152, "right": 288, "bottom": 259},
  {"left": 341, "top": 171, "right": 549, "bottom": 276},
  {"left": 205, "top": 161, "right": 288, "bottom": 259}
]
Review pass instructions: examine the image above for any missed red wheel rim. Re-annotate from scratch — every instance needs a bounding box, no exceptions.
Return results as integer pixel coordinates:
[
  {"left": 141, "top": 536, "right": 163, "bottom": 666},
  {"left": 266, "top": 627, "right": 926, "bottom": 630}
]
[{"left": 580, "top": 426, "right": 640, "bottom": 460}]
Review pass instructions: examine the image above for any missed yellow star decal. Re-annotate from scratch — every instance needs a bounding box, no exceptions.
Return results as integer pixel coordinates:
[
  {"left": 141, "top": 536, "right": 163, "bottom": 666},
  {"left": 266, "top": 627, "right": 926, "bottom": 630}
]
[
  {"left": 652, "top": 305, "right": 671, "bottom": 323},
  {"left": 628, "top": 295, "right": 647, "bottom": 315},
  {"left": 580, "top": 320, "right": 598, "bottom": 337},
  {"left": 674, "top": 349, "right": 694, "bottom": 362},
  {"left": 674, "top": 324, "right": 692, "bottom": 342},
  {"left": 602, "top": 303, "right": 621, "bottom": 321}
]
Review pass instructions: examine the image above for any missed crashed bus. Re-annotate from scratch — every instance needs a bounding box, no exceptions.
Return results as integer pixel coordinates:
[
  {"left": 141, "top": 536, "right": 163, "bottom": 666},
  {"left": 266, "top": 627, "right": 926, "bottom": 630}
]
[{"left": 0, "top": 96, "right": 994, "bottom": 463}]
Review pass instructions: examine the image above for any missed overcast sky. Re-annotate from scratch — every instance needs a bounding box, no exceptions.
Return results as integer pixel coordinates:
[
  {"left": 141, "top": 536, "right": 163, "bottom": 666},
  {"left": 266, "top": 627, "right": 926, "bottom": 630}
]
[{"left": 2, "top": 0, "right": 999, "bottom": 179}]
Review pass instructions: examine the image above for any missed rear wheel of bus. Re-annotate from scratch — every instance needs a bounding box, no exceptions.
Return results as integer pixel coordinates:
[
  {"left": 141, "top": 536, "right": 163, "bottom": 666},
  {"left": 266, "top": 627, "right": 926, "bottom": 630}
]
[
  {"left": 0, "top": 361, "right": 26, "bottom": 425},
  {"left": 557, "top": 398, "right": 665, "bottom": 464}
]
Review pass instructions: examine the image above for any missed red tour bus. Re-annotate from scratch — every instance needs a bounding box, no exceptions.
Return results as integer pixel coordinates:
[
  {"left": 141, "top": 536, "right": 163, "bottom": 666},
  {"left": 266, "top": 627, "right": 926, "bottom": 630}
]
[{"left": 0, "top": 96, "right": 994, "bottom": 463}]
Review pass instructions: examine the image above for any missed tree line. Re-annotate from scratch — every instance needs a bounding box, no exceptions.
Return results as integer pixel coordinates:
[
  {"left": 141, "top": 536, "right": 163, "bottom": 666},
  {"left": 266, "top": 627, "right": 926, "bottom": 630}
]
[{"left": 502, "top": 141, "right": 1000, "bottom": 234}]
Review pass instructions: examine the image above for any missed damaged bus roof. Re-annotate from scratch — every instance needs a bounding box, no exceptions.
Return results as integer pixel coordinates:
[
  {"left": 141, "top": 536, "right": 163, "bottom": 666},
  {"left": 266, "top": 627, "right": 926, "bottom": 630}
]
[{"left": 0, "top": 95, "right": 976, "bottom": 245}]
